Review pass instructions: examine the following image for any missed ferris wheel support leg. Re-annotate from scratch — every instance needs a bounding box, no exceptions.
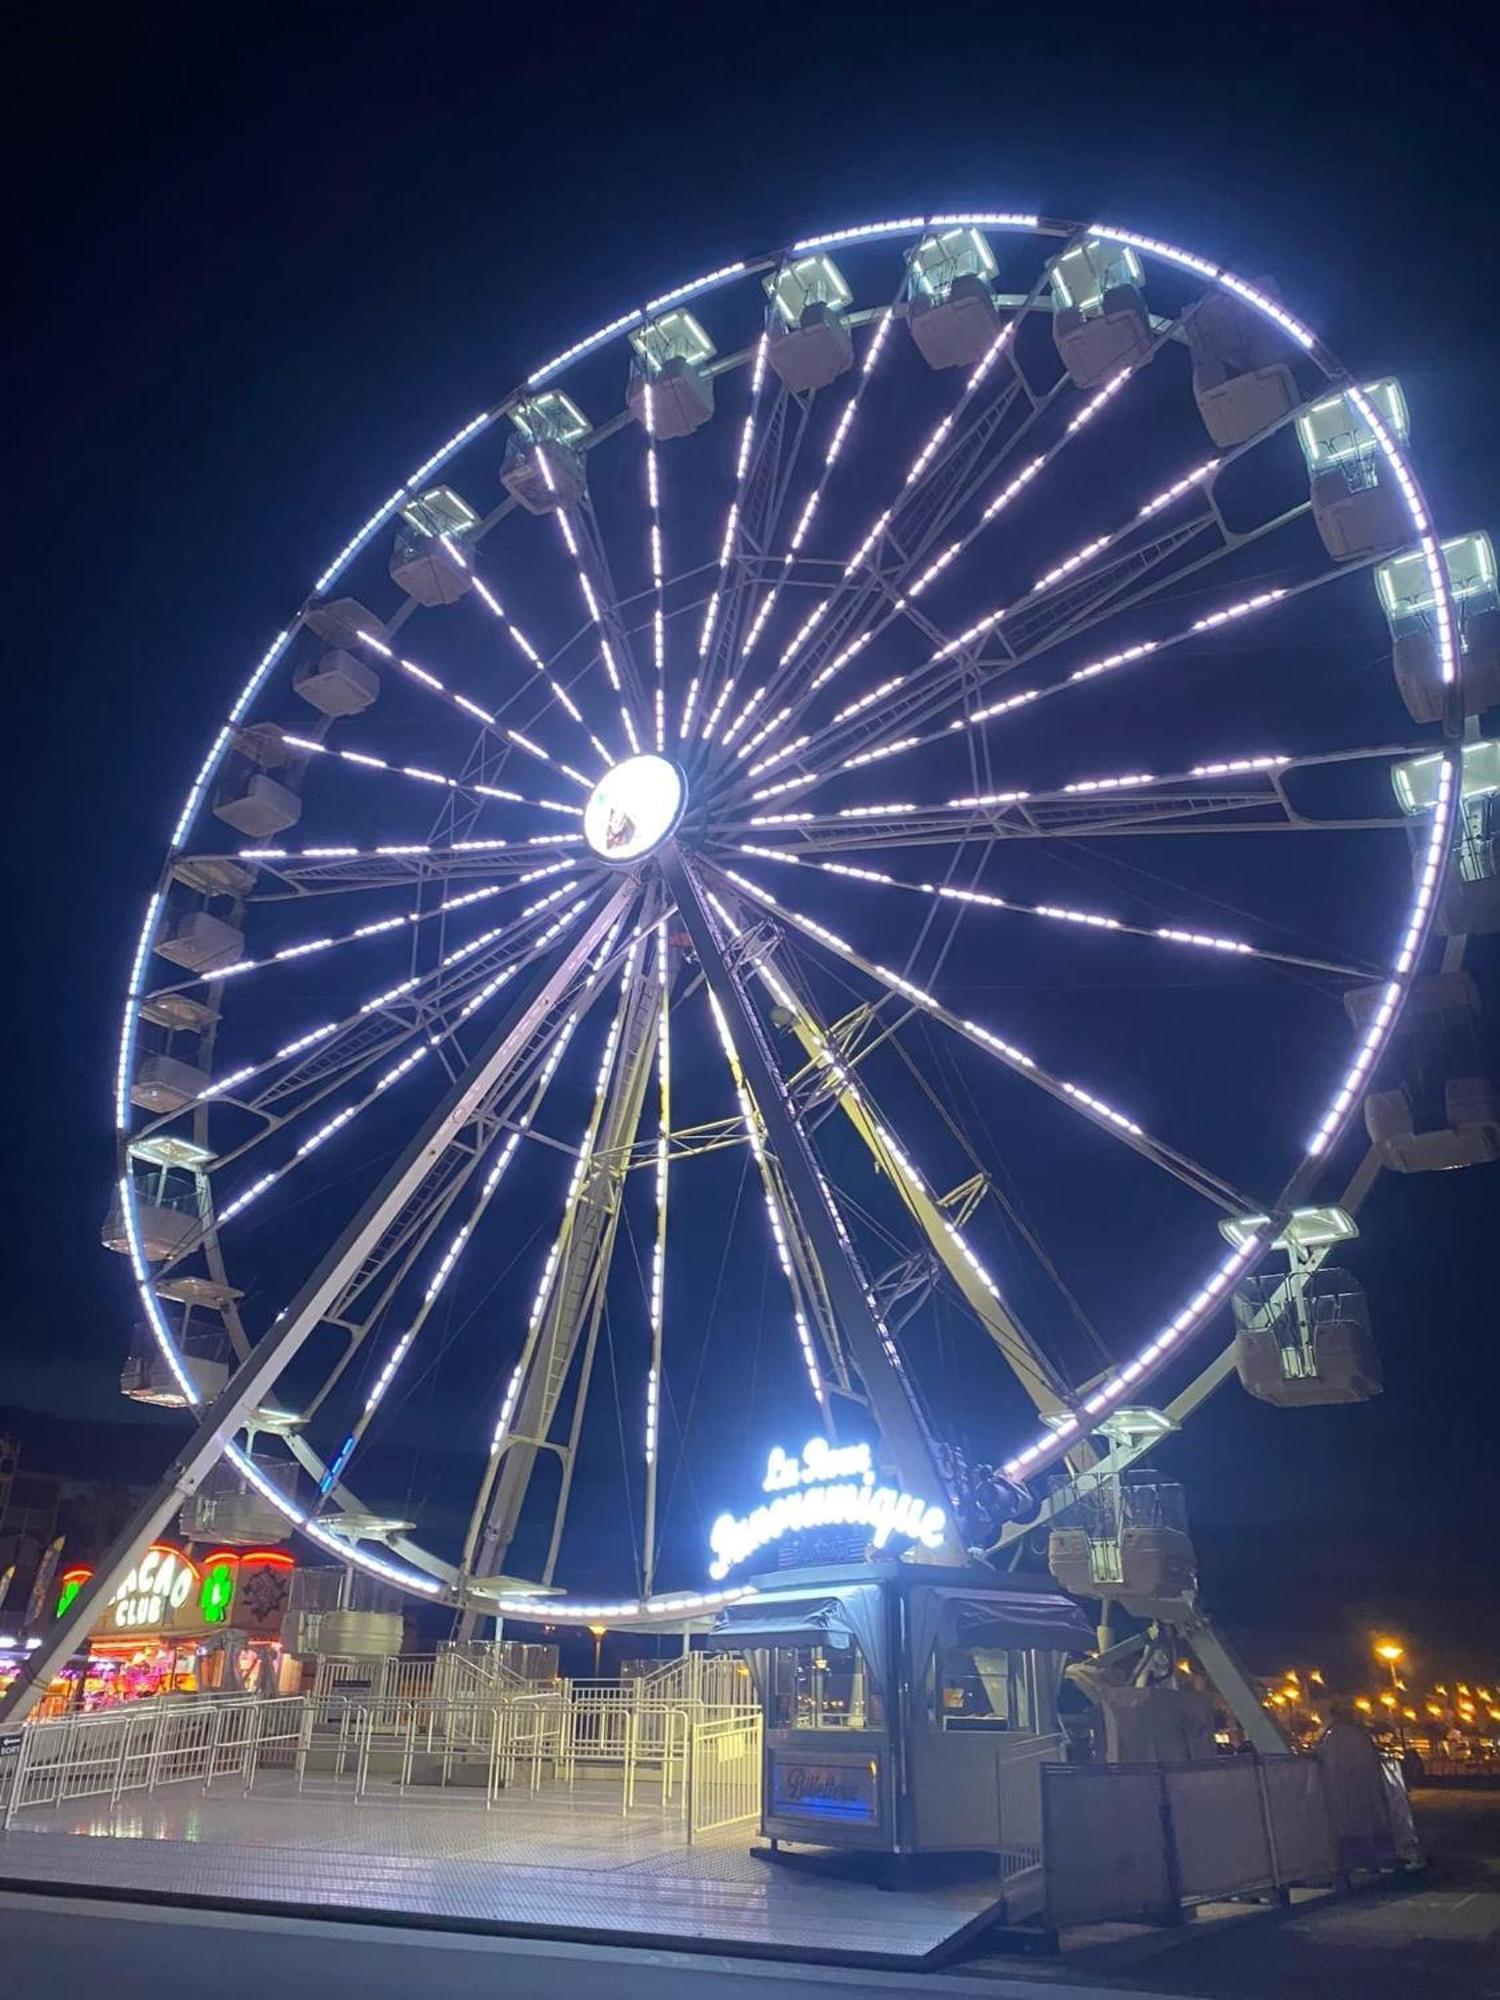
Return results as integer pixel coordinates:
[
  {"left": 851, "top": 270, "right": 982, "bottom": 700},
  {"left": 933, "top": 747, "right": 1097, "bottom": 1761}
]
[
  {"left": 1177, "top": 1604, "right": 1291, "bottom": 1757},
  {"left": 0, "top": 886, "right": 633, "bottom": 1726},
  {"left": 662, "top": 846, "right": 966, "bottom": 1561}
]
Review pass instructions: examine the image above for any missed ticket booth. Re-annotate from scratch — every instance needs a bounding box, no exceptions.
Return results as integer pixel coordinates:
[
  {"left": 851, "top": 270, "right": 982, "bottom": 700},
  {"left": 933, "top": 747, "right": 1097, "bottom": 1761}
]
[{"left": 710, "top": 1563, "right": 1089, "bottom": 1855}]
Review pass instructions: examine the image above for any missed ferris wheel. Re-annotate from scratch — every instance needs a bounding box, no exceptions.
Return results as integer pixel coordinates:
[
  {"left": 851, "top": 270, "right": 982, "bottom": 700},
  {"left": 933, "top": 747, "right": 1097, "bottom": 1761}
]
[{"left": 20, "top": 208, "right": 1499, "bottom": 1711}]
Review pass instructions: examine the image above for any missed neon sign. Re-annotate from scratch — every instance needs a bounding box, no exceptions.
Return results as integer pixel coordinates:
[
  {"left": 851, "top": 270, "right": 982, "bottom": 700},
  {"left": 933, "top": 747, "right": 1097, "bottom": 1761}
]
[
  {"left": 56, "top": 1567, "right": 93, "bottom": 1619},
  {"left": 708, "top": 1438, "right": 947, "bottom": 1580},
  {"left": 199, "top": 1560, "right": 236, "bottom": 1624},
  {"left": 110, "top": 1546, "right": 197, "bottom": 1631}
]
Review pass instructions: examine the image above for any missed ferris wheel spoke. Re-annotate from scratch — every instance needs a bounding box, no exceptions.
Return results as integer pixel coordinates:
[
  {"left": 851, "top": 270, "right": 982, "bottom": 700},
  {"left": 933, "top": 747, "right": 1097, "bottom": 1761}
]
[
  {"left": 142, "top": 858, "right": 580, "bottom": 1005},
  {"left": 698, "top": 948, "right": 844, "bottom": 1418},
  {"left": 738, "top": 557, "right": 1360, "bottom": 811},
  {"left": 729, "top": 739, "right": 1418, "bottom": 850},
  {"left": 687, "top": 334, "right": 776, "bottom": 744},
  {"left": 734, "top": 456, "right": 1228, "bottom": 792},
  {"left": 704, "top": 882, "right": 1083, "bottom": 1430},
  {"left": 724, "top": 839, "right": 1377, "bottom": 981},
  {"left": 718, "top": 350, "right": 1004, "bottom": 757},
  {"left": 461, "top": 912, "right": 665, "bottom": 1595},
  {"left": 731, "top": 254, "right": 1154, "bottom": 768},
  {"left": 745, "top": 261, "right": 1057, "bottom": 714},
  {"left": 549, "top": 497, "right": 651, "bottom": 753},
  {"left": 139, "top": 880, "right": 604, "bottom": 1263},
  {"left": 466, "top": 556, "right": 614, "bottom": 768},
  {"left": 157, "top": 889, "right": 603, "bottom": 1269},
  {"left": 712, "top": 861, "right": 1256, "bottom": 1213},
  {"left": 309, "top": 909, "right": 636, "bottom": 1499},
  {"left": 322, "top": 623, "right": 591, "bottom": 791},
  {"left": 639, "top": 381, "right": 672, "bottom": 749},
  {"left": 642, "top": 917, "right": 672, "bottom": 1592},
  {"left": 710, "top": 295, "right": 906, "bottom": 746},
  {"left": 279, "top": 726, "right": 584, "bottom": 822},
  {"left": 735, "top": 430, "right": 1314, "bottom": 795},
  {"left": 232, "top": 878, "right": 597, "bottom": 1120},
  {"left": 222, "top": 838, "right": 583, "bottom": 901}
]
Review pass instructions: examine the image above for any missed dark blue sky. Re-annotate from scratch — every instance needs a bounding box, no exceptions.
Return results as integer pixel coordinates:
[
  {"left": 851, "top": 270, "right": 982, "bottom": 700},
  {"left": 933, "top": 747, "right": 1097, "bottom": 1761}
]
[{"left": 5, "top": 2, "right": 1497, "bottom": 1680}]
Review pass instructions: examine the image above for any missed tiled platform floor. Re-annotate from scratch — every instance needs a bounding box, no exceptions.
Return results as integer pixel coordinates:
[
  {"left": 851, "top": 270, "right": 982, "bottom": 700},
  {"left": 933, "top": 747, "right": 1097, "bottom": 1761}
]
[{"left": 0, "top": 1776, "right": 1008, "bottom": 1967}]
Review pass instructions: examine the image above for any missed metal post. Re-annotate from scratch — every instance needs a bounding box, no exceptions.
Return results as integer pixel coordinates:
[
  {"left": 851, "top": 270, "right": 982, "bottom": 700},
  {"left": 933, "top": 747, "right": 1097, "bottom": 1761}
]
[
  {"left": 685, "top": 1716, "right": 697, "bottom": 1847},
  {"left": 242, "top": 1698, "right": 265, "bottom": 1796},
  {"left": 661, "top": 848, "right": 963, "bottom": 1540},
  {"left": 1, "top": 890, "right": 631, "bottom": 1725},
  {"left": 1253, "top": 1752, "right": 1288, "bottom": 1900},
  {"left": 202, "top": 1702, "right": 227, "bottom": 1795},
  {"left": 295, "top": 1697, "right": 314, "bottom": 1793},
  {"left": 110, "top": 1712, "right": 135, "bottom": 1807},
  {"left": 1157, "top": 1765, "right": 1184, "bottom": 1924},
  {"left": 2, "top": 1720, "right": 34, "bottom": 1830}
]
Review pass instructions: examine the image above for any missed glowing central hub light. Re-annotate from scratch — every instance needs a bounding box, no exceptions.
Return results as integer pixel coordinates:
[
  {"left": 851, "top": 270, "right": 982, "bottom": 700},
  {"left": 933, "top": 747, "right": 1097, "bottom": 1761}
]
[{"left": 583, "top": 753, "right": 686, "bottom": 862}]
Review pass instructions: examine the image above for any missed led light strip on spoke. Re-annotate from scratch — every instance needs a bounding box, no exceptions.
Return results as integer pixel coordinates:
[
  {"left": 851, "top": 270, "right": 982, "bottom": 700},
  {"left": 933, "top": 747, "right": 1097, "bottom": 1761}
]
[
  {"left": 640, "top": 379, "right": 670, "bottom": 748},
  {"left": 280, "top": 731, "right": 581, "bottom": 815},
  {"left": 707, "top": 888, "right": 1022, "bottom": 1374},
  {"left": 645, "top": 919, "right": 670, "bottom": 1471},
  {"left": 551, "top": 505, "right": 642, "bottom": 754},
  {"left": 210, "top": 893, "right": 595, "bottom": 1231},
  {"left": 730, "top": 842, "right": 1358, "bottom": 976},
  {"left": 345, "top": 628, "right": 588, "bottom": 790},
  {"left": 717, "top": 866, "right": 1247, "bottom": 1203},
  {"left": 320, "top": 920, "right": 628, "bottom": 1495},
  {"left": 747, "top": 434, "right": 1215, "bottom": 782},
  {"left": 742, "top": 580, "right": 1298, "bottom": 802},
  {"left": 702, "top": 983, "right": 829, "bottom": 1412},
  {"left": 469, "top": 566, "right": 611, "bottom": 767},
  {"left": 154, "top": 873, "right": 587, "bottom": 1122},
  {"left": 153, "top": 861, "right": 577, "bottom": 1003},
  {"left": 734, "top": 751, "right": 1297, "bottom": 841},
  {"left": 485, "top": 936, "right": 647, "bottom": 1463},
  {"left": 689, "top": 334, "right": 770, "bottom": 739},
  {"left": 732, "top": 307, "right": 898, "bottom": 672}
]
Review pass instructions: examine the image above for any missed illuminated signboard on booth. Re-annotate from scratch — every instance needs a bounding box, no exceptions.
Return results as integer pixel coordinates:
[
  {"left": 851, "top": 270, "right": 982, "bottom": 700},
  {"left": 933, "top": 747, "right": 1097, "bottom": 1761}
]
[
  {"left": 110, "top": 1546, "right": 197, "bottom": 1631},
  {"left": 708, "top": 1439, "right": 947, "bottom": 1580}
]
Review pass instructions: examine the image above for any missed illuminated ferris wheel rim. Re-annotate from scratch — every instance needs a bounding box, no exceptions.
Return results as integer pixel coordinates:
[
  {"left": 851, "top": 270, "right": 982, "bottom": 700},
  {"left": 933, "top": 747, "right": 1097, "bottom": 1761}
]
[{"left": 112, "top": 208, "right": 1463, "bottom": 1623}]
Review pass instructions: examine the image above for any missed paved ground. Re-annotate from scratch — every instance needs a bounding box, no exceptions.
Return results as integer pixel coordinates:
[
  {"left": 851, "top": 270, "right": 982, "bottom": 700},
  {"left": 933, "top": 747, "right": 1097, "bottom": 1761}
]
[
  {"left": 0, "top": 1773, "right": 1003, "bottom": 1966},
  {"left": 0, "top": 1895, "right": 1157, "bottom": 2000},
  {"left": 1, "top": 1783, "right": 1496, "bottom": 1995}
]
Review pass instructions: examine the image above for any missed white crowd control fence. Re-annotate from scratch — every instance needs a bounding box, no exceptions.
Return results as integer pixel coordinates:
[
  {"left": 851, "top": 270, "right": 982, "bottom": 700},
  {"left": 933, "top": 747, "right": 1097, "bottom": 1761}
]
[
  {"left": 2, "top": 1680, "right": 764, "bottom": 1838},
  {"left": 1, "top": 1694, "right": 305, "bottom": 1827},
  {"left": 686, "top": 1710, "right": 763, "bottom": 1841},
  {"left": 1041, "top": 1754, "right": 1340, "bottom": 1928}
]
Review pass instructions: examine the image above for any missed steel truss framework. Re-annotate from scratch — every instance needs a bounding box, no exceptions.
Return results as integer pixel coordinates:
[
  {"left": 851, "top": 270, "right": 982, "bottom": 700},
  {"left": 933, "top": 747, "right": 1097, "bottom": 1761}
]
[{"left": 4, "top": 211, "right": 1467, "bottom": 1725}]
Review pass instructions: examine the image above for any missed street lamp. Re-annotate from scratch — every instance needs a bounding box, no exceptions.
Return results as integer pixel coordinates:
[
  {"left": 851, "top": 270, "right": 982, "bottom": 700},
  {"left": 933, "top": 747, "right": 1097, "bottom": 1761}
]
[
  {"left": 1374, "top": 1639, "right": 1405, "bottom": 1691},
  {"left": 589, "top": 1623, "right": 607, "bottom": 1680}
]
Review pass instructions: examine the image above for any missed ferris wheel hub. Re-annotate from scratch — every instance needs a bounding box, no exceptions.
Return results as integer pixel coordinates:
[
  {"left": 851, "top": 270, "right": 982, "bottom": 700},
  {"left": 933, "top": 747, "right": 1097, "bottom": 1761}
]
[{"left": 582, "top": 752, "right": 687, "bottom": 862}]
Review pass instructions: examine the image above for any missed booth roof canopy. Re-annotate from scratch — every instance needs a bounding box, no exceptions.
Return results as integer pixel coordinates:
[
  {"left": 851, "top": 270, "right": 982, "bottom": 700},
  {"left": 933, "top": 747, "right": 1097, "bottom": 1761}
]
[{"left": 709, "top": 1575, "right": 1093, "bottom": 1660}]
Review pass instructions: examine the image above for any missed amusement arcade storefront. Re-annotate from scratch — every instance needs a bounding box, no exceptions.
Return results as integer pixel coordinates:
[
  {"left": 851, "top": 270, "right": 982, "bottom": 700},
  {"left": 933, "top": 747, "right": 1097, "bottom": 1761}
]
[{"left": 52, "top": 1544, "right": 298, "bottom": 1707}]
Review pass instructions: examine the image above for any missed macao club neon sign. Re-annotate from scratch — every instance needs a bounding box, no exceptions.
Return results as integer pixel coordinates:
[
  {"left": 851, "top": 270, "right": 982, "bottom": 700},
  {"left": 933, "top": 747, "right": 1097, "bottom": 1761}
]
[
  {"left": 109, "top": 1546, "right": 196, "bottom": 1631},
  {"left": 708, "top": 1438, "right": 948, "bottom": 1580}
]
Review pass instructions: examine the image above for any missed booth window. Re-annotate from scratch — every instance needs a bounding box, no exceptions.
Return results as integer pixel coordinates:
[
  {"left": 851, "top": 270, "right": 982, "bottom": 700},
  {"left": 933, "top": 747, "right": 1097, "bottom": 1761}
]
[
  {"left": 766, "top": 1640, "right": 884, "bottom": 1730},
  {"left": 932, "top": 1645, "right": 1036, "bottom": 1731}
]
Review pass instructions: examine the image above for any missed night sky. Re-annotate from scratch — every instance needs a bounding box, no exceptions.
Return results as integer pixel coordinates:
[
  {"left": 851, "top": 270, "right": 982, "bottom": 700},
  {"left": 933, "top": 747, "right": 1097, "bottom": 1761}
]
[{"left": 6, "top": 4, "right": 1497, "bottom": 1685}]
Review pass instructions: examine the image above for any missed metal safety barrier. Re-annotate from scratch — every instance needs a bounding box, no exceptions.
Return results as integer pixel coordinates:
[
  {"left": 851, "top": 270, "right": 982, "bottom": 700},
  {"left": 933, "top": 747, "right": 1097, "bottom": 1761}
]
[
  {"left": 2, "top": 1695, "right": 305, "bottom": 1827},
  {"left": 686, "top": 1709, "right": 763, "bottom": 1841},
  {"left": 2, "top": 1685, "right": 766, "bottom": 1840}
]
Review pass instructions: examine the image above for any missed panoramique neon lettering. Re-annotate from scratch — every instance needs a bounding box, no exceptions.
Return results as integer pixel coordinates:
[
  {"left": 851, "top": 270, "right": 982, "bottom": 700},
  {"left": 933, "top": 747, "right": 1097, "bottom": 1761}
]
[{"left": 708, "top": 1438, "right": 947, "bottom": 1579}]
